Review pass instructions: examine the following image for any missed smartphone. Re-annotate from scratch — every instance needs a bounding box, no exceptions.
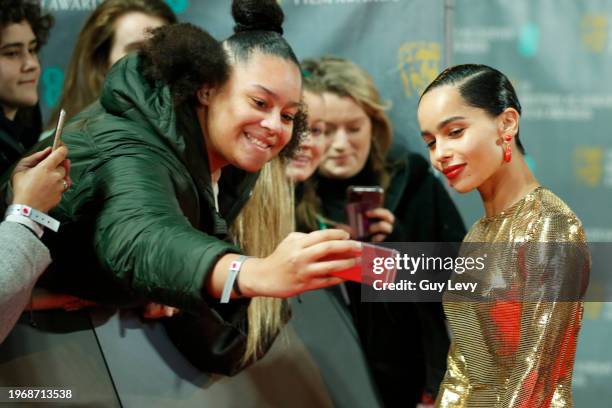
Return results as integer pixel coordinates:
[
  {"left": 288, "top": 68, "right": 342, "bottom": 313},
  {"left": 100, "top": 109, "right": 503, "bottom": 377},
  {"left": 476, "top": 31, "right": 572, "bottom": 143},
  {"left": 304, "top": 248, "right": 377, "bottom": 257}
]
[
  {"left": 52, "top": 109, "right": 66, "bottom": 151},
  {"left": 345, "top": 185, "right": 384, "bottom": 240},
  {"left": 330, "top": 242, "right": 398, "bottom": 286}
]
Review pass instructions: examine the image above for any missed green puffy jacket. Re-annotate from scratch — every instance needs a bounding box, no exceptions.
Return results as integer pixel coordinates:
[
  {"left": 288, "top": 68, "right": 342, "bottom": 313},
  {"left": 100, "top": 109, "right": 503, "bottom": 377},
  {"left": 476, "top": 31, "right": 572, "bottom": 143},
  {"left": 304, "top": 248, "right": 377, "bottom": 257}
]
[{"left": 36, "top": 54, "right": 261, "bottom": 374}]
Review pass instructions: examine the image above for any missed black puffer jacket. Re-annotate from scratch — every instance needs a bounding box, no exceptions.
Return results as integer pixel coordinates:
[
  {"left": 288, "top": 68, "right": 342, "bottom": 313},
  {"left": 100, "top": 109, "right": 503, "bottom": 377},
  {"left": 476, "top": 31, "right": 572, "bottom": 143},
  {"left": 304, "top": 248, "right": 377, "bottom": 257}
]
[{"left": 0, "top": 104, "right": 43, "bottom": 176}]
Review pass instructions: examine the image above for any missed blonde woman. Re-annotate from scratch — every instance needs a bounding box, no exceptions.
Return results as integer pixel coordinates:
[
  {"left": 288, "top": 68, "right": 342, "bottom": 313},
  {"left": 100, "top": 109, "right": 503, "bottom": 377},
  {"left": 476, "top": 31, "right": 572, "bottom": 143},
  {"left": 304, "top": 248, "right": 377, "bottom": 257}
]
[{"left": 47, "top": 0, "right": 176, "bottom": 128}]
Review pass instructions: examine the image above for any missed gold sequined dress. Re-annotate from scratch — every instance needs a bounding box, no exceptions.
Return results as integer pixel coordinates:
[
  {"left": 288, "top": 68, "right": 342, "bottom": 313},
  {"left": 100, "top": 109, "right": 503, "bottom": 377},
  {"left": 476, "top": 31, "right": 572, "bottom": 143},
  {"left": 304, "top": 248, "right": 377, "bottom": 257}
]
[{"left": 436, "top": 187, "right": 590, "bottom": 408}]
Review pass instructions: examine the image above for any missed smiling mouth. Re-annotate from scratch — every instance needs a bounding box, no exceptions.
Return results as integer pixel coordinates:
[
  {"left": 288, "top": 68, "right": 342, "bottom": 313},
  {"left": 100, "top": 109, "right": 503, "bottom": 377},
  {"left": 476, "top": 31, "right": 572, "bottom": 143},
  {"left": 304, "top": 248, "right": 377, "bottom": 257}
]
[
  {"left": 291, "top": 154, "right": 312, "bottom": 166},
  {"left": 330, "top": 155, "right": 350, "bottom": 162},
  {"left": 442, "top": 163, "right": 466, "bottom": 179},
  {"left": 244, "top": 132, "right": 272, "bottom": 150}
]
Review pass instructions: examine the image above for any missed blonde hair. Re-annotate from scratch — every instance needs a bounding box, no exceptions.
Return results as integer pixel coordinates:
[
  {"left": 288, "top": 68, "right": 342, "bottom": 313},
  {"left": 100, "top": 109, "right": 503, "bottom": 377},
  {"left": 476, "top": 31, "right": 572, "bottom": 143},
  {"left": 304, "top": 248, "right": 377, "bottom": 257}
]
[
  {"left": 230, "top": 157, "right": 294, "bottom": 363},
  {"left": 47, "top": 0, "right": 176, "bottom": 128},
  {"left": 301, "top": 57, "right": 393, "bottom": 189}
]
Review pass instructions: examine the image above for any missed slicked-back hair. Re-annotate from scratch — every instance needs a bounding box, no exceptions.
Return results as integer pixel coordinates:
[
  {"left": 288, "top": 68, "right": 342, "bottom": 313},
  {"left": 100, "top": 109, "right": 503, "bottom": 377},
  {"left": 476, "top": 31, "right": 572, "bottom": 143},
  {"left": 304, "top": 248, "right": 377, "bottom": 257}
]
[{"left": 421, "top": 64, "right": 525, "bottom": 154}]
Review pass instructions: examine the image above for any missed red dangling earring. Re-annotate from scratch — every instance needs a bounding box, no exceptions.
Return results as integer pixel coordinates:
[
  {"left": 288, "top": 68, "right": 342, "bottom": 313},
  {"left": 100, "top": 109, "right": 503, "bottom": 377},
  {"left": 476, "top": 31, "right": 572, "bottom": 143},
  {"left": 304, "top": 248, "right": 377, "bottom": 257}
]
[{"left": 503, "top": 135, "right": 512, "bottom": 163}]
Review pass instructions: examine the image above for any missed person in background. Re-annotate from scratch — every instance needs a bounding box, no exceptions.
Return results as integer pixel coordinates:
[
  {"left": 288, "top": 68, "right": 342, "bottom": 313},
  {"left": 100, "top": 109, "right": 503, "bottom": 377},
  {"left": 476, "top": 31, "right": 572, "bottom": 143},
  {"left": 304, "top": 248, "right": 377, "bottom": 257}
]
[
  {"left": 0, "top": 0, "right": 53, "bottom": 175},
  {"left": 418, "top": 64, "right": 589, "bottom": 408},
  {"left": 301, "top": 57, "right": 467, "bottom": 407},
  {"left": 286, "top": 68, "right": 333, "bottom": 234},
  {"left": 37, "top": 0, "right": 177, "bottom": 316},
  {"left": 47, "top": 0, "right": 176, "bottom": 128},
  {"left": 32, "top": 0, "right": 360, "bottom": 375},
  {"left": 0, "top": 146, "right": 69, "bottom": 343},
  {"left": 286, "top": 71, "right": 331, "bottom": 183}
]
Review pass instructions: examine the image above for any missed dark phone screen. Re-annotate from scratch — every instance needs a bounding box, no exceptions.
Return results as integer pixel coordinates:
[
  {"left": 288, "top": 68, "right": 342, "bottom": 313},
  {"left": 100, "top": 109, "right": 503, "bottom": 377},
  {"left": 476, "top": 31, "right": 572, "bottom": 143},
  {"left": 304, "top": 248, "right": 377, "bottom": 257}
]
[{"left": 346, "top": 186, "right": 384, "bottom": 240}]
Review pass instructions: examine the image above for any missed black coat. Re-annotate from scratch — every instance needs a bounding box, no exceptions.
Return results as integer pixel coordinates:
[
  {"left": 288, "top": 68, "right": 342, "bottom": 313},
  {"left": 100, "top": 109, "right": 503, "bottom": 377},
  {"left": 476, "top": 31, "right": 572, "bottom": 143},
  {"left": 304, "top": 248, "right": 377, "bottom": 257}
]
[
  {"left": 312, "top": 148, "right": 466, "bottom": 406},
  {"left": 0, "top": 105, "right": 43, "bottom": 177}
]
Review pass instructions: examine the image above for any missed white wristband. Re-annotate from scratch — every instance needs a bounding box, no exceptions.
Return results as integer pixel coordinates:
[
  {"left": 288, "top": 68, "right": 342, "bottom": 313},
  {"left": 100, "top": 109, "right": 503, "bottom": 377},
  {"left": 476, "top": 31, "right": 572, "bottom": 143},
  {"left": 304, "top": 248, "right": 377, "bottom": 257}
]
[
  {"left": 5, "top": 204, "right": 60, "bottom": 232},
  {"left": 220, "top": 255, "right": 252, "bottom": 303}
]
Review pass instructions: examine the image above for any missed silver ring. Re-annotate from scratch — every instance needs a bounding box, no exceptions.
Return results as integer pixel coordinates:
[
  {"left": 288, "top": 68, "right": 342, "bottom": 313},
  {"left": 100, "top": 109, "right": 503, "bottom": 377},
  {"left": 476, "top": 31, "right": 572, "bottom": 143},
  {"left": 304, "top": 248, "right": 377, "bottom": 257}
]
[{"left": 62, "top": 180, "right": 69, "bottom": 191}]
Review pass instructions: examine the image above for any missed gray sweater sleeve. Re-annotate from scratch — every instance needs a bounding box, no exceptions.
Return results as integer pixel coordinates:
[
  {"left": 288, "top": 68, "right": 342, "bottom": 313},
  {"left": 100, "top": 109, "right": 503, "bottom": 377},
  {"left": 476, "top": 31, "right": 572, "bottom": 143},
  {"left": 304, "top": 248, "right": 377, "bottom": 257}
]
[{"left": 0, "top": 221, "right": 51, "bottom": 343}]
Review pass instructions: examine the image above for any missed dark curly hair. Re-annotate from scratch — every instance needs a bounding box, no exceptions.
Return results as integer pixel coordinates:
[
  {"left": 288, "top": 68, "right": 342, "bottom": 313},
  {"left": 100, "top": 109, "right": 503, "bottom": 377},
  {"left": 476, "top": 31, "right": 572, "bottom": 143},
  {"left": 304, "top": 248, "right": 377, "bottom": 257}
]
[
  {"left": 0, "top": 0, "right": 54, "bottom": 48},
  {"left": 282, "top": 103, "right": 307, "bottom": 160},
  {"left": 140, "top": 23, "right": 229, "bottom": 107}
]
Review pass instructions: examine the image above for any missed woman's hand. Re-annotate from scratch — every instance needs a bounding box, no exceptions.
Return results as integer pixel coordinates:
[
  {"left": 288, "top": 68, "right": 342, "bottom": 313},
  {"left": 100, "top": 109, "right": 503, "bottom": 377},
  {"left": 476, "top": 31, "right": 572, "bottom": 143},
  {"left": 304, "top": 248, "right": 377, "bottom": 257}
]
[
  {"left": 365, "top": 207, "right": 395, "bottom": 242},
  {"left": 228, "top": 229, "right": 361, "bottom": 299},
  {"left": 11, "top": 146, "right": 72, "bottom": 212},
  {"left": 26, "top": 288, "right": 97, "bottom": 311},
  {"left": 142, "top": 303, "right": 180, "bottom": 319}
]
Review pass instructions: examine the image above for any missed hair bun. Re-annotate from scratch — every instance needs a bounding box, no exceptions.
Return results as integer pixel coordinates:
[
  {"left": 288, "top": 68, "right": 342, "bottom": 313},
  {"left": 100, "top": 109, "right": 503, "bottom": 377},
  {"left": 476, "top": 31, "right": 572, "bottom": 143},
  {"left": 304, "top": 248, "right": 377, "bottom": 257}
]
[
  {"left": 232, "top": 0, "right": 284, "bottom": 35},
  {"left": 141, "top": 24, "right": 228, "bottom": 105}
]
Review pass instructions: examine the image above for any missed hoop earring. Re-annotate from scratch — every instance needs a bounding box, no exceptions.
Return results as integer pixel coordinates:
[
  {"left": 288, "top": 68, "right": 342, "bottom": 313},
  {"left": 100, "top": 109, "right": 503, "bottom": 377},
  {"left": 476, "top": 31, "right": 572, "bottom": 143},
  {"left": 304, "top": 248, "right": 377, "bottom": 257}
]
[{"left": 503, "top": 135, "right": 512, "bottom": 163}]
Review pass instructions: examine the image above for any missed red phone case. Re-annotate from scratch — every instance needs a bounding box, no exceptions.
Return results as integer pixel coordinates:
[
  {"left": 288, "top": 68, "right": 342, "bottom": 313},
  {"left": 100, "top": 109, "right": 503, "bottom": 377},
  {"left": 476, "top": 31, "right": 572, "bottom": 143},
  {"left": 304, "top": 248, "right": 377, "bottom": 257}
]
[{"left": 330, "top": 243, "right": 398, "bottom": 286}]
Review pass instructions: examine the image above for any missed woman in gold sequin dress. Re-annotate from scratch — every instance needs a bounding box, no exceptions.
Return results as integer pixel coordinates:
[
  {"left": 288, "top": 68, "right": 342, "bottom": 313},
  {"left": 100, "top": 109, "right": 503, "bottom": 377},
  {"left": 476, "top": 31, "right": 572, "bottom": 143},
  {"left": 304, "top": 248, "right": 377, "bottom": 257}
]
[{"left": 417, "top": 64, "right": 589, "bottom": 408}]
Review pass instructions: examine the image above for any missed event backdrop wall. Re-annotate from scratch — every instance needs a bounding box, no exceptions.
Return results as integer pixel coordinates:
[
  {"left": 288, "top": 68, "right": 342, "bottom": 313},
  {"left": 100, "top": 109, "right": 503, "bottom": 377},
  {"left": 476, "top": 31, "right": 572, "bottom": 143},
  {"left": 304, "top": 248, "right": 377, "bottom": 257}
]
[
  {"left": 34, "top": 0, "right": 609, "bottom": 406},
  {"left": 38, "top": 0, "right": 444, "bottom": 153}
]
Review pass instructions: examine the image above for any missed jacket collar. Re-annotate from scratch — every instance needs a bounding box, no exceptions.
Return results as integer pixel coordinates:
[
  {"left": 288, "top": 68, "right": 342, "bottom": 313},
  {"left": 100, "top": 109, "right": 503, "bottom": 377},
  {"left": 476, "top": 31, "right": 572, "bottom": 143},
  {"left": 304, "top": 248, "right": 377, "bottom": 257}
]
[
  {"left": 175, "top": 100, "right": 259, "bottom": 233},
  {"left": 0, "top": 111, "right": 24, "bottom": 155}
]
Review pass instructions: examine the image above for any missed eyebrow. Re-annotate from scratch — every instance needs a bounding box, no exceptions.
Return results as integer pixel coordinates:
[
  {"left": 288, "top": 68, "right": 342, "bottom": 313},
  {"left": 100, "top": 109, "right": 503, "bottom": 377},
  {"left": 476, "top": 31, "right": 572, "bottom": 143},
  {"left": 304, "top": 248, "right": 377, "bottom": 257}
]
[
  {"left": 326, "top": 115, "right": 367, "bottom": 126},
  {"left": 420, "top": 115, "right": 466, "bottom": 136},
  {"left": 0, "top": 39, "right": 37, "bottom": 50},
  {"left": 345, "top": 117, "right": 367, "bottom": 124},
  {"left": 253, "top": 84, "right": 301, "bottom": 108}
]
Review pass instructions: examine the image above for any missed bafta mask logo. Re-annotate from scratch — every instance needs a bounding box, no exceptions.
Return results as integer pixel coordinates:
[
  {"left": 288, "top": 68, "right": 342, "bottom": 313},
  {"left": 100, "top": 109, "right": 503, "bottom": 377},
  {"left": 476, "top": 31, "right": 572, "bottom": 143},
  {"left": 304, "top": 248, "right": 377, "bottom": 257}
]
[
  {"left": 42, "top": 66, "right": 64, "bottom": 108},
  {"left": 397, "top": 42, "right": 441, "bottom": 98},
  {"left": 581, "top": 15, "right": 608, "bottom": 53},
  {"left": 574, "top": 146, "right": 603, "bottom": 187}
]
